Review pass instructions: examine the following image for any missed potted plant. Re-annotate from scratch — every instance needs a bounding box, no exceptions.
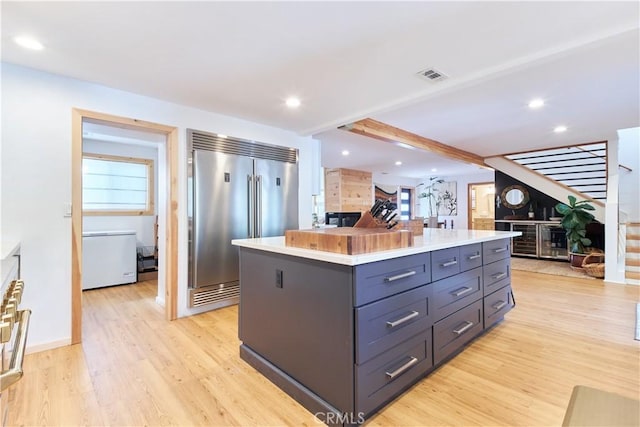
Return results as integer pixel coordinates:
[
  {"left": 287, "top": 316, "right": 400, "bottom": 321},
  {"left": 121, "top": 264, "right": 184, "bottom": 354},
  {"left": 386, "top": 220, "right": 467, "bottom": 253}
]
[
  {"left": 418, "top": 176, "right": 444, "bottom": 227},
  {"left": 555, "top": 195, "right": 596, "bottom": 269}
]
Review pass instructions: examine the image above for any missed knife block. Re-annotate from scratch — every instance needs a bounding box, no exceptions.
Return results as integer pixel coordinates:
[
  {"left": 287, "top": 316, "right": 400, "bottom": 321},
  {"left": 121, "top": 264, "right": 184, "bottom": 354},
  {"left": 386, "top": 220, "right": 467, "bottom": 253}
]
[{"left": 354, "top": 211, "right": 393, "bottom": 229}]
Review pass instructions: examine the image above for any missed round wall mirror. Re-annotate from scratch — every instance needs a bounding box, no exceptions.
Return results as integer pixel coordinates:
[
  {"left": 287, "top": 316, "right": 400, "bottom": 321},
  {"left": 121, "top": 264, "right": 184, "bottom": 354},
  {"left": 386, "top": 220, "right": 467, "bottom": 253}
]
[{"left": 500, "top": 185, "right": 529, "bottom": 209}]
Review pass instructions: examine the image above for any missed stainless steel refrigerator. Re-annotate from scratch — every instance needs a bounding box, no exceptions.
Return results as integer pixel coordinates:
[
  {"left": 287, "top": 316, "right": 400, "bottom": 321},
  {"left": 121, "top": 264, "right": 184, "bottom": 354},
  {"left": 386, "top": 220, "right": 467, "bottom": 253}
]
[{"left": 188, "top": 129, "right": 298, "bottom": 309}]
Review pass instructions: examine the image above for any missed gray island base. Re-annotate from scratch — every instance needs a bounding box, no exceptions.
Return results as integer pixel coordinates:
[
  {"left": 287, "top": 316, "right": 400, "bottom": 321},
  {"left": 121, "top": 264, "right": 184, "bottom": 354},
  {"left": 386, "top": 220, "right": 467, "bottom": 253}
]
[{"left": 232, "top": 229, "right": 520, "bottom": 426}]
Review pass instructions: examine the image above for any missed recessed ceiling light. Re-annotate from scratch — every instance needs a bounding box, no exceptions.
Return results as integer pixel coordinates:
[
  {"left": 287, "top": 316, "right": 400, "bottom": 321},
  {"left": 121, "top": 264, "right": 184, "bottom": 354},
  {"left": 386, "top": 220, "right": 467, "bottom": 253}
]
[
  {"left": 395, "top": 161, "right": 402, "bottom": 166},
  {"left": 285, "top": 97, "right": 301, "bottom": 109},
  {"left": 431, "top": 168, "right": 437, "bottom": 172},
  {"left": 554, "top": 125, "right": 568, "bottom": 133},
  {"left": 528, "top": 98, "right": 544, "bottom": 109},
  {"left": 341, "top": 150, "right": 350, "bottom": 156},
  {"left": 14, "top": 35, "right": 44, "bottom": 50},
  {"left": 217, "top": 134, "right": 227, "bottom": 139}
]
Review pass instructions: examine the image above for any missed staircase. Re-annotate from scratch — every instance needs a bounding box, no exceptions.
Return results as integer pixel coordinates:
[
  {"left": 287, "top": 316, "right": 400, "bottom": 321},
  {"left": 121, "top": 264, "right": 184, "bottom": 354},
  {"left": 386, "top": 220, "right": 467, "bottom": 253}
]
[
  {"left": 486, "top": 141, "right": 638, "bottom": 285},
  {"left": 504, "top": 142, "right": 607, "bottom": 202},
  {"left": 626, "top": 223, "right": 640, "bottom": 285},
  {"left": 484, "top": 156, "right": 606, "bottom": 223}
]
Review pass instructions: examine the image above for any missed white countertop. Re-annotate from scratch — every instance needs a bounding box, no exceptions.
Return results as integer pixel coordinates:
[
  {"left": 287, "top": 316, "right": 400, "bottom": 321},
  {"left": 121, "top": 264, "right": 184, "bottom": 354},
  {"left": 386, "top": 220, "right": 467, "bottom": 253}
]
[
  {"left": 232, "top": 228, "right": 521, "bottom": 266},
  {"left": 1, "top": 239, "right": 21, "bottom": 261}
]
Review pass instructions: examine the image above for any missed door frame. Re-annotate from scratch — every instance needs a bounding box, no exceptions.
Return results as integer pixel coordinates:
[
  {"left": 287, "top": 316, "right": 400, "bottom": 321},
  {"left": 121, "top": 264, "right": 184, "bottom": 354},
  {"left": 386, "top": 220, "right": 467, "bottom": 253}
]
[
  {"left": 467, "top": 181, "right": 494, "bottom": 230},
  {"left": 71, "top": 108, "right": 179, "bottom": 344}
]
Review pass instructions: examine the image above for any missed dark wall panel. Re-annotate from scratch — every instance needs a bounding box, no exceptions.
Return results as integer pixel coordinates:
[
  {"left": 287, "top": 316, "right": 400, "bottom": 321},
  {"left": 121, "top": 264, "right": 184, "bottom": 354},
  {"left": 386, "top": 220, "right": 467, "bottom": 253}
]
[{"left": 494, "top": 171, "right": 603, "bottom": 250}]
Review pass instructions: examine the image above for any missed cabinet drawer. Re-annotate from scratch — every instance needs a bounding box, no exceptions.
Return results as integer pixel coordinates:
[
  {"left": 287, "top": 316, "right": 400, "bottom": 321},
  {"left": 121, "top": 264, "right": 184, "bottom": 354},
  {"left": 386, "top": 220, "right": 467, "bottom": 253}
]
[
  {"left": 432, "top": 267, "right": 482, "bottom": 322},
  {"left": 356, "top": 284, "right": 432, "bottom": 364},
  {"left": 355, "top": 331, "right": 432, "bottom": 416},
  {"left": 484, "top": 285, "right": 514, "bottom": 329},
  {"left": 483, "top": 258, "right": 511, "bottom": 296},
  {"left": 483, "top": 239, "right": 510, "bottom": 264},
  {"left": 459, "top": 243, "right": 482, "bottom": 272},
  {"left": 354, "top": 253, "right": 431, "bottom": 307},
  {"left": 433, "top": 300, "right": 483, "bottom": 365},
  {"left": 431, "top": 247, "right": 461, "bottom": 282}
]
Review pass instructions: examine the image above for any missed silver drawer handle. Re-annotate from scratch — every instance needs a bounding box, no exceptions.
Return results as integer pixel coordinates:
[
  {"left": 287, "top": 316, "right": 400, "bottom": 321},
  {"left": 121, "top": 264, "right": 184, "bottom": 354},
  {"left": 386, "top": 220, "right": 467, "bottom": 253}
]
[
  {"left": 386, "top": 311, "right": 420, "bottom": 328},
  {"left": 441, "top": 259, "right": 458, "bottom": 267},
  {"left": 492, "top": 301, "right": 507, "bottom": 310},
  {"left": 385, "top": 356, "right": 419, "bottom": 379},
  {"left": 492, "top": 272, "right": 507, "bottom": 280},
  {"left": 384, "top": 270, "right": 417, "bottom": 282},
  {"left": 493, "top": 247, "right": 507, "bottom": 253},
  {"left": 452, "top": 320, "right": 474, "bottom": 335},
  {"left": 451, "top": 286, "right": 473, "bottom": 297},
  {"left": 468, "top": 253, "right": 481, "bottom": 260}
]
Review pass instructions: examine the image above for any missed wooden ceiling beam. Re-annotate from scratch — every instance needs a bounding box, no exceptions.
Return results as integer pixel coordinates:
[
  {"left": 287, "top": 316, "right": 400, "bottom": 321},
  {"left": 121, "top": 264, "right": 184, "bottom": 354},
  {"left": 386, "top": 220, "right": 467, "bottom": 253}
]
[{"left": 341, "top": 118, "right": 486, "bottom": 167}]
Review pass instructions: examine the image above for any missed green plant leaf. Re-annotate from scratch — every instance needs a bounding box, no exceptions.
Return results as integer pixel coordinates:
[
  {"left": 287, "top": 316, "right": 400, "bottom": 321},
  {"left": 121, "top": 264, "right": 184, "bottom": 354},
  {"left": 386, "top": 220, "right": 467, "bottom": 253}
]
[
  {"left": 567, "top": 195, "right": 577, "bottom": 206},
  {"left": 579, "top": 204, "right": 596, "bottom": 211}
]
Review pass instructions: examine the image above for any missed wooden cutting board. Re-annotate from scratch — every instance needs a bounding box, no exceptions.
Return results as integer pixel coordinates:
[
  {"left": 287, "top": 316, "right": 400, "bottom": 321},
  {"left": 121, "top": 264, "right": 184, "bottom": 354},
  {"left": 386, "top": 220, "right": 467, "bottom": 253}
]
[{"left": 284, "top": 228, "right": 413, "bottom": 255}]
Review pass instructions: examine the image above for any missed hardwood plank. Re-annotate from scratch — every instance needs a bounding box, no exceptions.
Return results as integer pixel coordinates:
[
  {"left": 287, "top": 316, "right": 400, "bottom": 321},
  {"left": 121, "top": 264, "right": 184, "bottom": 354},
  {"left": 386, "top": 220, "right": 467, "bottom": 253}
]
[{"left": 8, "top": 275, "right": 639, "bottom": 426}]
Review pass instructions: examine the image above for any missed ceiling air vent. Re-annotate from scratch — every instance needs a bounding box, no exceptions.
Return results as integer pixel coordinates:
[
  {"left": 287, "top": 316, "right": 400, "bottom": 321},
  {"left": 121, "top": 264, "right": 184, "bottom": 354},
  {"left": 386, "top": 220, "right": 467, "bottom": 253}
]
[{"left": 417, "top": 68, "right": 448, "bottom": 82}]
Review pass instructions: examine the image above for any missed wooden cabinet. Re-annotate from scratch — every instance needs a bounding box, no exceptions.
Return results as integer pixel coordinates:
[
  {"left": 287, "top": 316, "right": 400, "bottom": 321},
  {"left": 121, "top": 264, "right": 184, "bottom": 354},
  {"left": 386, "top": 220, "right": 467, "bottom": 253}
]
[
  {"left": 473, "top": 218, "right": 495, "bottom": 230},
  {"left": 324, "top": 168, "right": 372, "bottom": 212}
]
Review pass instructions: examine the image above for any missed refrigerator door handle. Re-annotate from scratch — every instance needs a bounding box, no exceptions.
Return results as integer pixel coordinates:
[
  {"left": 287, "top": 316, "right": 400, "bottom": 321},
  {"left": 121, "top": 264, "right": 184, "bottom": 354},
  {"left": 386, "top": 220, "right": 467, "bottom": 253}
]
[
  {"left": 248, "top": 174, "right": 255, "bottom": 238},
  {"left": 256, "top": 175, "right": 262, "bottom": 238}
]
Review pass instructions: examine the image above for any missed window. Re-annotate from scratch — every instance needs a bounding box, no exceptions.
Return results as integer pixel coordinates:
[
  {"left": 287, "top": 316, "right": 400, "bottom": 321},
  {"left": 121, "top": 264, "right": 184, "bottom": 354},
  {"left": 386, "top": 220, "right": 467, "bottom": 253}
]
[
  {"left": 400, "top": 188, "right": 412, "bottom": 220},
  {"left": 82, "top": 153, "right": 154, "bottom": 215}
]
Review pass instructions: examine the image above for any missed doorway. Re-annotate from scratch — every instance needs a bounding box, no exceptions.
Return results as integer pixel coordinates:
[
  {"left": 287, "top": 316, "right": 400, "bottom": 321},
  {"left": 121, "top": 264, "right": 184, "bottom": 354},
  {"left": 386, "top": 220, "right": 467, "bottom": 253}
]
[
  {"left": 468, "top": 182, "right": 496, "bottom": 230},
  {"left": 71, "top": 109, "right": 178, "bottom": 344}
]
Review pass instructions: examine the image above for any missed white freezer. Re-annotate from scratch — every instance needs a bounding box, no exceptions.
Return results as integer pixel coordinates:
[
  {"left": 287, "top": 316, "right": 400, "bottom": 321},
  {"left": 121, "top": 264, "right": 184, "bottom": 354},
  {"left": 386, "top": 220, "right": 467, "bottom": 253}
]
[{"left": 82, "top": 230, "right": 137, "bottom": 290}]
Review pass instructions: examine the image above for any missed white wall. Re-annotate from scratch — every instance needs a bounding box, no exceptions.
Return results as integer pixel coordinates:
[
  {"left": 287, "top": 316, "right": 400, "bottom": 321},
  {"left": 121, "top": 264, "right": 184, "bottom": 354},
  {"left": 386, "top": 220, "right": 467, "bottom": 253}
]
[
  {"left": 1, "top": 63, "right": 316, "bottom": 349},
  {"left": 418, "top": 170, "right": 495, "bottom": 229},
  {"left": 82, "top": 139, "right": 159, "bottom": 248},
  {"left": 618, "top": 127, "right": 640, "bottom": 221}
]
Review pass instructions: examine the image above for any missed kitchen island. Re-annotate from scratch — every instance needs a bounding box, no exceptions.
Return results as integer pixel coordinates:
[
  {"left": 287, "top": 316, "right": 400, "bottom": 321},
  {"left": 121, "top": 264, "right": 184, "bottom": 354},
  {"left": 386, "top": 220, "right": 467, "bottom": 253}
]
[{"left": 232, "top": 229, "right": 520, "bottom": 426}]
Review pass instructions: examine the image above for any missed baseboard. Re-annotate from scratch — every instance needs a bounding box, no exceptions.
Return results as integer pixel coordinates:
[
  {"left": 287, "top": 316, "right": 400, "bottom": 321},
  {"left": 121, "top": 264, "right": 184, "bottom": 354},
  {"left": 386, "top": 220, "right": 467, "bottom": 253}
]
[
  {"left": 26, "top": 338, "right": 71, "bottom": 355},
  {"left": 155, "top": 296, "right": 165, "bottom": 306}
]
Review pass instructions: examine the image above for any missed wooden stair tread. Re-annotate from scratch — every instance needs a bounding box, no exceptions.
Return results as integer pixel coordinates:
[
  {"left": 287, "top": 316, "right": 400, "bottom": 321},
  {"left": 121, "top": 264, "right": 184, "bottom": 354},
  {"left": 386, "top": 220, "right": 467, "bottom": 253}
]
[{"left": 625, "top": 271, "right": 640, "bottom": 280}]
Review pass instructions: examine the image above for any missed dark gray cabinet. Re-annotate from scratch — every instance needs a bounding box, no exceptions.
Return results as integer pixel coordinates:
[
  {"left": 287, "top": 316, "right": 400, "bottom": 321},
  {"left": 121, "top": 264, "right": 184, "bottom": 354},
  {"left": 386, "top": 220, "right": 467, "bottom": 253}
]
[
  {"left": 431, "top": 267, "right": 482, "bottom": 320},
  {"left": 355, "top": 330, "right": 432, "bottom": 416},
  {"left": 433, "top": 299, "right": 484, "bottom": 365},
  {"left": 355, "top": 284, "right": 432, "bottom": 364},
  {"left": 238, "top": 238, "right": 514, "bottom": 425}
]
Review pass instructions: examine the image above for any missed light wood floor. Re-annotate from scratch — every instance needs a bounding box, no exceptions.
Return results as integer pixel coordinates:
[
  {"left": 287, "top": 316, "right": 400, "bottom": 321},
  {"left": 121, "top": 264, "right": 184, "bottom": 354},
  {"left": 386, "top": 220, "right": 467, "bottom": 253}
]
[{"left": 8, "top": 272, "right": 640, "bottom": 426}]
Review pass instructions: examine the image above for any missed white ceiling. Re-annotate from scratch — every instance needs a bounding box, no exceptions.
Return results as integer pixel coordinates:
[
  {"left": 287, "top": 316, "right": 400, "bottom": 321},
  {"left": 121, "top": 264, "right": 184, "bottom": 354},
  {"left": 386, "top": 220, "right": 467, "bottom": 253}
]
[{"left": 2, "top": 2, "right": 638, "bottom": 178}]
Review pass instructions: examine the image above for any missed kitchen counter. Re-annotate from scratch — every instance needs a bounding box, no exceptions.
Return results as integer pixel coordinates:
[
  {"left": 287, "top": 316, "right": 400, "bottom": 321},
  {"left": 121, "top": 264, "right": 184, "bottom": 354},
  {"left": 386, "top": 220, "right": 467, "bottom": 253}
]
[
  {"left": 235, "top": 230, "right": 518, "bottom": 425},
  {"left": 232, "top": 228, "right": 520, "bottom": 266}
]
